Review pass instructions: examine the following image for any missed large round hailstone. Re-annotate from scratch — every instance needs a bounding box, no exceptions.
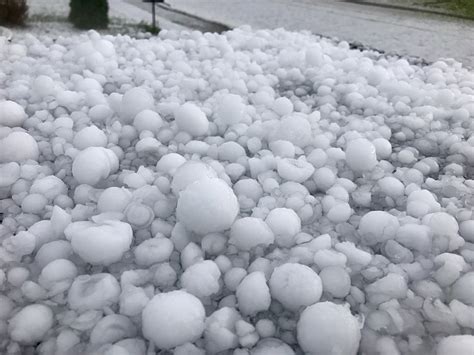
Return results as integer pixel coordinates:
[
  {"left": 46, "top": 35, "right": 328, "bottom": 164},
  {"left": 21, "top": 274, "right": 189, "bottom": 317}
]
[
  {"left": 450, "top": 272, "right": 474, "bottom": 306},
  {"left": 171, "top": 161, "right": 217, "bottom": 194},
  {"left": 142, "top": 290, "right": 205, "bottom": 349},
  {"left": 270, "top": 115, "right": 312, "bottom": 148},
  {"left": 177, "top": 178, "right": 239, "bottom": 234},
  {"left": 120, "top": 87, "right": 154, "bottom": 123},
  {"left": 73, "top": 126, "right": 107, "bottom": 149},
  {"left": 0, "top": 100, "right": 27, "bottom": 127},
  {"left": 8, "top": 304, "right": 54, "bottom": 344},
  {"left": 436, "top": 335, "right": 474, "bottom": 355},
  {"left": 174, "top": 102, "right": 209, "bottom": 136},
  {"left": 72, "top": 147, "right": 119, "bottom": 185},
  {"left": 229, "top": 217, "right": 274, "bottom": 251},
  {"left": 358, "top": 211, "right": 400, "bottom": 246},
  {"left": 345, "top": 138, "right": 378, "bottom": 172},
  {"left": 0, "top": 131, "right": 39, "bottom": 163},
  {"left": 269, "top": 263, "right": 322, "bottom": 311},
  {"left": 68, "top": 273, "right": 120, "bottom": 311},
  {"left": 265, "top": 208, "right": 301, "bottom": 247},
  {"left": 64, "top": 220, "right": 133, "bottom": 265},
  {"left": 297, "top": 302, "right": 361, "bottom": 355},
  {"left": 216, "top": 94, "right": 245, "bottom": 125}
]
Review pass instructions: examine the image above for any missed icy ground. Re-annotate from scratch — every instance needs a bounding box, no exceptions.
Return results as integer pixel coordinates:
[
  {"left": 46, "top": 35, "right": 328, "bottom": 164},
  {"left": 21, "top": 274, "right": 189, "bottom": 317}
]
[
  {"left": 1, "top": 26, "right": 474, "bottom": 355},
  {"left": 163, "top": 0, "right": 474, "bottom": 69}
]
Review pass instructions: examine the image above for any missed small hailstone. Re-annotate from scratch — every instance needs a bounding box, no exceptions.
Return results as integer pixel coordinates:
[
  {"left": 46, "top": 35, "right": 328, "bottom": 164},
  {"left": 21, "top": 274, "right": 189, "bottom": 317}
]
[
  {"left": 0, "top": 162, "right": 20, "bottom": 187},
  {"left": 236, "top": 272, "right": 271, "bottom": 316},
  {"left": 120, "top": 87, "right": 154, "bottom": 123},
  {"left": 134, "top": 237, "right": 173, "bottom": 266},
  {"left": 269, "top": 263, "right": 322, "bottom": 311},
  {"left": 38, "top": 258, "right": 77, "bottom": 290},
  {"left": 229, "top": 217, "right": 274, "bottom": 251},
  {"left": 133, "top": 109, "right": 163, "bottom": 132},
  {"left": 175, "top": 102, "right": 209, "bottom": 136},
  {"left": 270, "top": 115, "right": 312, "bottom": 148},
  {"left": 177, "top": 178, "right": 239, "bottom": 234},
  {"left": 156, "top": 153, "right": 186, "bottom": 175},
  {"left": 204, "top": 307, "right": 241, "bottom": 353},
  {"left": 251, "top": 338, "right": 295, "bottom": 355},
  {"left": 0, "top": 100, "right": 27, "bottom": 127},
  {"left": 450, "top": 272, "right": 474, "bottom": 306},
  {"left": 97, "top": 187, "right": 132, "bottom": 213},
  {"left": 181, "top": 260, "right": 221, "bottom": 300},
  {"left": 436, "top": 335, "right": 474, "bottom": 355},
  {"left": 216, "top": 93, "right": 245, "bottom": 125},
  {"left": 345, "top": 138, "right": 378, "bottom": 172},
  {"left": 72, "top": 147, "right": 119, "bottom": 186},
  {"left": 0, "top": 131, "right": 39, "bottom": 163},
  {"left": 8, "top": 304, "right": 54, "bottom": 344},
  {"left": 68, "top": 273, "right": 120, "bottom": 312},
  {"left": 142, "top": 290, "right": 205, "bottom": 349},
  {"left": 265, "top": 208, "right": 301, "bottom": 248},
  {"left": 119, "top": 285, "right": 150, "bottom": 316},
  {"left": 358, "top": 211, "right": 400, "bottom": 246},
  {"left": 272, "top": 97, "right": 294, "bottom": 116},
  {"left": 90, "top": 314, "right": 137, "bottom": 345},
  {"left": 171, "top": 161, "right": 217, "bottom": 194},
  {"left": 319, "top": 266, "right": 351, "bottom": 298},
  {"left": 65, "top": 220, "right": 133, "bottom": 265},
  {"left": 277, "top": 157, "right": 315, "bottom": 183},
  {"left": 297, "top": 302, "right": 361, "bottom": 355},
  {"left": 73, "top": 126, "right": 107, "bottom": 149},
  {"left": 378, "top": 176, "right": 405, "bottom": 198}
]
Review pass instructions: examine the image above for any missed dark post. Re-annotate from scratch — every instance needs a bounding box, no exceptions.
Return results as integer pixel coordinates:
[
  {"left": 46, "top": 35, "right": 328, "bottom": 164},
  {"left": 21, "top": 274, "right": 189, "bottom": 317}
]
[{"left": 151, "top": 0, "right": 156, "bottom": 29}]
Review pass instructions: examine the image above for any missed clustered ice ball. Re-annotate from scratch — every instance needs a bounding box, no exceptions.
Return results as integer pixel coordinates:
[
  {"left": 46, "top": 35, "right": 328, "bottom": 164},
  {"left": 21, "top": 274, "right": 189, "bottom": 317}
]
[
  {"left": 177, "top": 178, "right": 239, "bottom": 234},
  {"left": 142, "top": 291, "right": 205, "bottom": 349}
]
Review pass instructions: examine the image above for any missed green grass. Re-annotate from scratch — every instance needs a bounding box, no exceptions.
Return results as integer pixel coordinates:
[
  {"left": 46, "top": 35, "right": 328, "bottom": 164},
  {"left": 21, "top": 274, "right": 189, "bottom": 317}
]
[{"left": 423, "top": 0, "right": 474, "bottom": 18}]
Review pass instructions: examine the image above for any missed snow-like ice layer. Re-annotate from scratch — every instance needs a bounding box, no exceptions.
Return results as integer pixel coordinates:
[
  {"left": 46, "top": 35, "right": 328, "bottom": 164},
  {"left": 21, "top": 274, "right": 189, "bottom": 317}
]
[{"left": 1, "top": 25, "right": 473, "bottom": 355}]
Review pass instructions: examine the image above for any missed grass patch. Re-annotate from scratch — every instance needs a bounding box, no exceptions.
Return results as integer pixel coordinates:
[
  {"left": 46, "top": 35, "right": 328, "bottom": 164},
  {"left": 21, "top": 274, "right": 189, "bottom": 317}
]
[{"left": 422, "top": 0, "right": 474, "bottom": 19}]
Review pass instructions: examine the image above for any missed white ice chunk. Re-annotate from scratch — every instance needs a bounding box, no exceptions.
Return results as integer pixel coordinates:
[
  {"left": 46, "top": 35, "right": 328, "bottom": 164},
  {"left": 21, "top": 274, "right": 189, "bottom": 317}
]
[
  {"left": 269, "top": 263, "right": 322, "bottom": 311},
  {"left": 229, "top": 217, "right": 274, "bottom": 251},
  {"left": 177, "top": 178, "right": 239, "bottom": 234},
  {"left": 0, "top": 100, "right": 26, "bottom": 127},
  {"left": 175, "top": 103, "right": 209, "bottom": 136},
  {"left": 236, "top": 272, "right": 271, "bottom": 316},
  {"left": 68, "top": 273, "right": 120, "bottom": 311},
  {"left": 65, "top": 220, "right": 132, "bottom": 265},
  {"left": 8, "top": 304, "right": 54, "bottom": 344},
  {"left": 0, "top": 131, "right": 39, "bottom": 163},
  {"left": 345, "top": 138, "right": 378, "bottom": 172},
  {"left": 297, "top": 302, "right": 360, "bottom": 355},
  {"left": 72, "top": 147, "right": 119, "bottom": 186},
  {"left": 265, "top": 208, "right": 301, "bottom": 248},
  {"left": 142, "top": 290, "right": 205, "bottom": 349}
]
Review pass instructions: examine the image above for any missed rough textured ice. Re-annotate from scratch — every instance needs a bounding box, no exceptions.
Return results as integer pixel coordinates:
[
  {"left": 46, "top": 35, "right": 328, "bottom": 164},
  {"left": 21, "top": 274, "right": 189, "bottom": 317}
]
[{"left": 142, "top": 290, "right": 205, "bottom": 349}]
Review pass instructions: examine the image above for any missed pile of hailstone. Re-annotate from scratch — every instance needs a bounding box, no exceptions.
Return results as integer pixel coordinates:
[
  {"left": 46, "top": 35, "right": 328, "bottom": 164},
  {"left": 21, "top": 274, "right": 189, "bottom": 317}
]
[{"left": 0, "top": 26, "right": 473, "bottom": 355}]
